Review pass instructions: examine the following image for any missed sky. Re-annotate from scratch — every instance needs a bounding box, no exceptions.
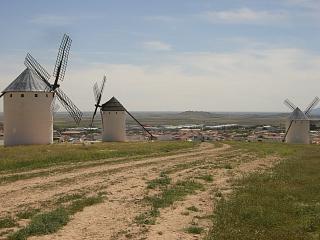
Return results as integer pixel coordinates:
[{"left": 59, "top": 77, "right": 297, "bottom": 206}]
[{"left": 0, "top": 0, "right": 320, "bottom": 112}]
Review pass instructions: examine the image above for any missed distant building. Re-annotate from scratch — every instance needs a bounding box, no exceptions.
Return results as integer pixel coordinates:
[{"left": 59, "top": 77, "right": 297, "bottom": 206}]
[
  {"left": 285, "top": 108, "right": 310, "bottom": 144},
  {"left": 101, "top": 97, "right": 126, "bottom": 142}
]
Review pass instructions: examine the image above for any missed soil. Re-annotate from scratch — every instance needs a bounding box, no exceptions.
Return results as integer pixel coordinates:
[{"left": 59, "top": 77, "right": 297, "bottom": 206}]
[{"left": 0, "top": 143, "right": 279, "bottom": 240}]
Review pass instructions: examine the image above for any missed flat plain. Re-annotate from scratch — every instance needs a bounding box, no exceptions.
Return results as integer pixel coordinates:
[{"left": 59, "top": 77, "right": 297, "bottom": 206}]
[{"left": 1, "top": 140, "right": 316, "bottom": 239}]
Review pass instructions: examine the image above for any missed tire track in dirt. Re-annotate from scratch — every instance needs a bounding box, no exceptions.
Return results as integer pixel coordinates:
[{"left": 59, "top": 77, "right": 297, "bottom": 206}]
[
  {"left": 0, "top": 143, "right": 229, "bottom": 217},
  {"left": 144, "top": 156, "right": 280, "bottom": 240},
  {"left": 26, "top": 143, "right": 279, "bottom": 240}
]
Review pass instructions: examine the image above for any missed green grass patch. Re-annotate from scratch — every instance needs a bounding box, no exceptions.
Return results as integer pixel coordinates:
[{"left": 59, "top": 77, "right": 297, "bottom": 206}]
[
  {"left": 223, "top": 163, "right": 232, "bottom": 169},
  {"left": 207, "top": 141, "right": 320, "bottom": 240},
  {"left": 67, "top": 196, "right": 103, "bottom": 215},
  {"left": 196, "top": 174, "right": 213, "bottom": 182},
  {"left": 163, "top": 159, "right": 207, "bottom": 174},
  {"left": 185, "top": 226, "right": 204, "bottom": 234},
  {"left": 9, "top": 195, "right": 103, "bottom": 240},
  {"left": 137, "top": 180, "right": 204, "bottom": 225},
  {"left": 134, "top": 208, "right": 160, "bottom": 225},
  {"left": 0, "top": 141, "right": 198, "bottom": 172},
  {"left": 55, "top": 193, "right": 84, "bottom": 205},
  {"left": 147, "top": 180, "right": 204, "bottom": 209},
  {"left": 147, "top": 173, "right": 171, "bottom": 189},
  {"left": 187, "top": 206, "right": 199, "bottom": 212},
  {"left": 0, "top": 217, "right": 16, "bottom": 229},
  {"left": 16, "top": 209, "right": 40, "bottom": 219},
  {"left": 213, "top": 142, "right": 223, "bottom": 148}
]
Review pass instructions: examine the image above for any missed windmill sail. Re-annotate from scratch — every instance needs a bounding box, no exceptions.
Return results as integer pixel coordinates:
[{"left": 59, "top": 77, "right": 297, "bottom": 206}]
[
  {"left": 55, "top": 88, "right": 82, "bottom": 125},
  {"left": 52, "top": 34, "right": 72, "bottom": 88},
  {"left": 124, "top": 108, "right": 154, "bottom": 139},
  {"left": 90, "top": 76, "right": 107, "bottom": 127},
  {"left": 50, "top": 96, "right": 60, "bottom": 113},
  {"left": 284, "top": 99, "right": 296, "bottom": 111},
  {"left": 93, "top": 82, "right": 100, "bottom": 103},
  {"left": 305, "top": 96, "right": 319, "bottom": 116},
  {"left": 24, "top": 53, "right": 52, "bottom": 90}
]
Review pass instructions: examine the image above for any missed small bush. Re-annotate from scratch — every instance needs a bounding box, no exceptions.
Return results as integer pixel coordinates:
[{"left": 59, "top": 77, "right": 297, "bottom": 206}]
[
  {"left": 147, "top": 174, "right": 171, "bottom": 189},
  {"left": 196, "top": 174, "right": 213, "bottom": 182},
  {"left": 185, "top": 226, "right": 203, "bottom": 234},
  {"left": 16, "top": 209, "right": 40, "bottom": 219},
  {"left": 187, "top": 206, "right": 199, "bottom": 212},
  {"left": 0, "top": 217, "right": 16, "bottom": 229},
  {"left": 9, "top": 208, "right": 69, "bottom": 240},
  {"left": 224, "top": 164, "right": 232, "bottom": 169}
]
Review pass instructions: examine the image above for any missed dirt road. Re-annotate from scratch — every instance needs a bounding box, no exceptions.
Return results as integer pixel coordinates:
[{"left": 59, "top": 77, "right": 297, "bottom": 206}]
[{"left": 0, "top": 143, "right": 278, "bottom": 239}]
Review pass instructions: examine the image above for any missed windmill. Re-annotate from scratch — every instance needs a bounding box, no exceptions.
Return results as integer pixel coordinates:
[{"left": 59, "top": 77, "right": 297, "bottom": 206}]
[
  {"left": 24, "top": 34, "right": 82, "bottom": 125},
  {"left": 283, "top": 97, "right": 319, "bottom": 144},
  {"left": 0, "top": 34, "right": 82, "bottom": 146},
  {"left": 90, "top": 76, "right": 154, "bottom": 141}
]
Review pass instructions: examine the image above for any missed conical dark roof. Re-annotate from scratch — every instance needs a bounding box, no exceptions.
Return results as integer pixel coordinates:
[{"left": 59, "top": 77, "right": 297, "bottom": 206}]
[
  {"left": 288, "top": 107, "right": 308, "bottom": 120},
  {"left": 101, "top": 97, "right": 126, "bottom": 111},
  {"left": 2, "top": 68, "right": 49, "bottom": 93}
]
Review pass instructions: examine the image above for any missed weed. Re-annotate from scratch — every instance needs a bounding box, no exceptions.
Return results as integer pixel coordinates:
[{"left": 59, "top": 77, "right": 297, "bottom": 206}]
[
  {"left": 147, "top": 174, "right": 171, "bottom": 189},
  {"left": 148, "top": 180, "right": 204, "bottom": 209},
  {"left": 185, "top": 226, "right": 203, "bottom": 234},
  {"left": 67, "top": 196, "right": 103, "bottom": 215},
  {"left": 135, "top": 208, "right": 159, "bottom": 225},
  {"left": 196, "top": 174, "right": 213, "bottom": 182},
  {"left": 223, "top": 164, "right": 232, "bottom": 169},
  {"left": 187, "top": 206, "right": 199, "bottom": 212},
  {"left": 215, "top": 191, "right": 223, "bottom": 198},
  {"left": 136, "top": 180, "right": 204, "bottom": 225},
  {"left": 9, "top": 208, "right": 69, "bottom": 240},
  {"left": 55, "top": 193, "right": 84, "bottom": 205},
  {"left": 0, "top": 217, "right": 16, "bottom": 229},
  {"left": 9, "top": 195, "right": 103, "bottom": 239},
  {"left": 16, "top": 209, "right": 40, "bottom": 219}
]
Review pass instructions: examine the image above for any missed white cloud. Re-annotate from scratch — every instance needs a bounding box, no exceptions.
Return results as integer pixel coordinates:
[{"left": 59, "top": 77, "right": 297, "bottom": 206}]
[
  {"left": 58, "top": 47, "right": 320, "bottom": 112},
  {"left": 143, "top": 41, "right": 172, "bottom": 51},
  {"left": 1, "top": 47, "right": 320, "bottom": 112},
  {"left": 200, "top": 8, "right": 287, "bottom": 24}
]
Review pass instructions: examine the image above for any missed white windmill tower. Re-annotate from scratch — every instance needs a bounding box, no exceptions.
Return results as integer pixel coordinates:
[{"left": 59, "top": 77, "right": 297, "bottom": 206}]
[
  {"left": 90, "top": 76, "right": 154, "bottom": 142},
  {"left": 283, "top": 97, "right": 319, "bottom": 144},
  {"left": 0, "top": 34, "right": 82, "bottom": 146}
]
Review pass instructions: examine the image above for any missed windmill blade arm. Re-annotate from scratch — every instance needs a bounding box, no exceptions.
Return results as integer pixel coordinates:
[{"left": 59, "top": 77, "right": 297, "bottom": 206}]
[
  {"left": 284, "top": 99, "right": 296, "bottom": 111},
  {"left": 99, "top": 75, "right": 107, "bottom": 97},
  {"left": 93, "top": 82, "right": 100, "bottom": 103},
  {"left": 283, "top": 120, "right": 293, "bottom": 142},
  {"left": 305, "top": 96, "right": 320, "bottom": 116},
  {"left": 24, "top": 53, "right": 52, "bottom": 89},
  {"left": 125, "top": 109, "right": 154, "bottom": 139},
  {"left": 90, "top": 105, "right": 99, "bottom": 127},
  {"left": 55, "top": 88, "right": 82, "bottom": 125},
  {"left": 53, "top": 34, "right": 72, "bottom": 86}
]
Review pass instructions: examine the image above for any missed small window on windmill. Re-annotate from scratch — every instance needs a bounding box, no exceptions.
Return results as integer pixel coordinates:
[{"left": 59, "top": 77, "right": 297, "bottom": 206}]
[
  {"left": 21, "top": 94, "right": 24, "bottom": 98},
  {"left": 116, "top": 112, "right": 118, "bottom": 114},
  {"left": 10, "top": 94, "right": 12, "bottom": 98},
  {"left": 46, "top": 94, "right": 48, "bottom": 97},
  {"left": 109, "top": 112, "right": 111, "bottom": 114},
  {"left": 34, "top": 94, "right": 38, "bottom": 97}
]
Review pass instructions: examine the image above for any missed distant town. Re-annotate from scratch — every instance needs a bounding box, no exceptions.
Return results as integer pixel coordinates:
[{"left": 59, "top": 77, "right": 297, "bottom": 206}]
[{"left": 2, "top": 111, "right": 319, "bottom": 145}]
